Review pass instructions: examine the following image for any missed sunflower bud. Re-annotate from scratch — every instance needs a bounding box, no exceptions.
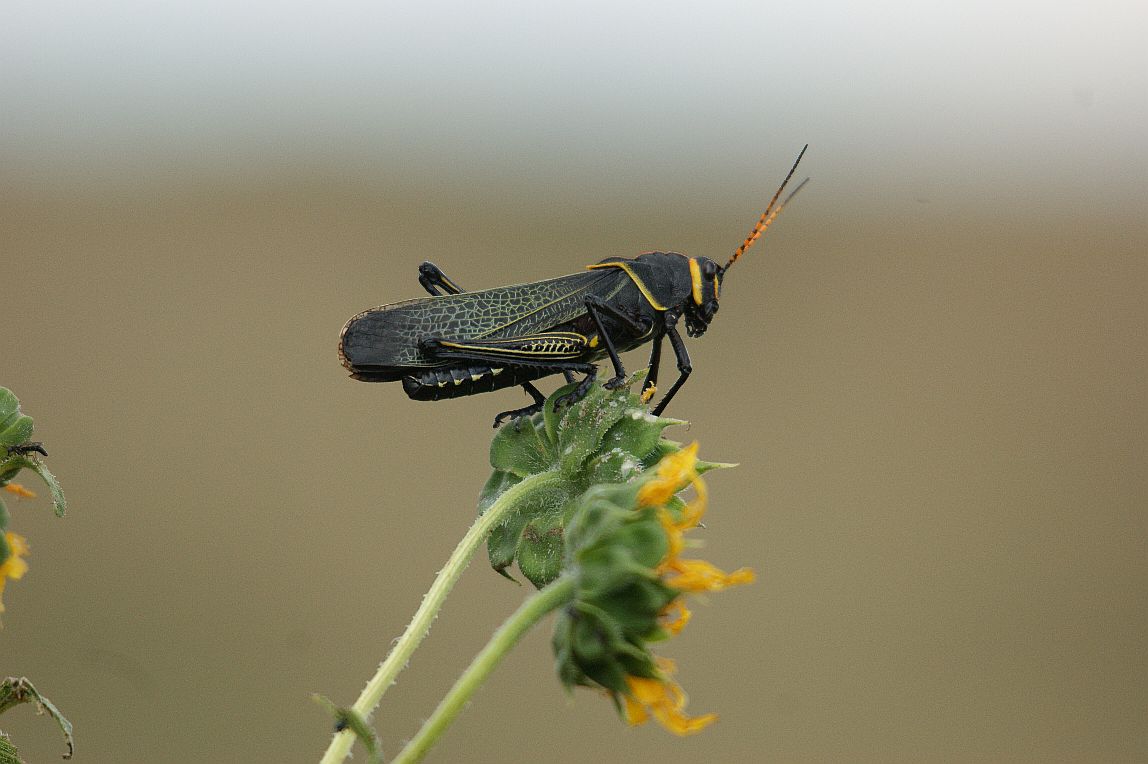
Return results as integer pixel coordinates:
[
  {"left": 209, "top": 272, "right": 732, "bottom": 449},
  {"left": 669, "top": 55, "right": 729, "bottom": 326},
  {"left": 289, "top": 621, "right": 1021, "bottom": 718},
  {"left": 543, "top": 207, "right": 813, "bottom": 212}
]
[
  {"left": 551, "top": 442, "right": 752, "bottom": 735},
  {"left": 478, "top": 377, "right": 684, "bottom": 587},
  {"left": 551, "top": 480, "right": 674, "bottom": 694}
]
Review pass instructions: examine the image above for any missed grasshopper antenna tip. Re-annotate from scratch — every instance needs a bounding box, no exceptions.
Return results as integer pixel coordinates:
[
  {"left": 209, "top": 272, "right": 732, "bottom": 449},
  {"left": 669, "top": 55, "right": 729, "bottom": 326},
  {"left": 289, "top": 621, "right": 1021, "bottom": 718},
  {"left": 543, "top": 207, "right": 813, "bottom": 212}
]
[{"left": 725, "top": 145, "right": 809, "bottom": 271}]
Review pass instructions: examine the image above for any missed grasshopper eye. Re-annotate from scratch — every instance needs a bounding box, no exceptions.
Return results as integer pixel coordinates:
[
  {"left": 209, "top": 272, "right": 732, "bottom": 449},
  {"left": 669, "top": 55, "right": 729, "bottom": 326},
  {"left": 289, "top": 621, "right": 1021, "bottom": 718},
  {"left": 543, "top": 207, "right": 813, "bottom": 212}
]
[{"left": 701, "top": 259, "right": 717, "bottom": 278}]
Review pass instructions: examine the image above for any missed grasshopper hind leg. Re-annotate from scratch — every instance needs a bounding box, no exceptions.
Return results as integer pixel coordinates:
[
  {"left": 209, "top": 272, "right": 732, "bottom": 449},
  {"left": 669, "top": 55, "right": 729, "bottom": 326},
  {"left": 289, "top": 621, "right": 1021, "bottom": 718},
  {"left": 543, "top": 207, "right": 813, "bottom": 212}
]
[
  {"left": 418, "top": 261, "right": 464, "bottom": 296},
  {"left": 491, "top": 364, "right": 597, "bottom": 428},
  {"left": 493, "top": 382, "right": 547, "bottom": 429}
]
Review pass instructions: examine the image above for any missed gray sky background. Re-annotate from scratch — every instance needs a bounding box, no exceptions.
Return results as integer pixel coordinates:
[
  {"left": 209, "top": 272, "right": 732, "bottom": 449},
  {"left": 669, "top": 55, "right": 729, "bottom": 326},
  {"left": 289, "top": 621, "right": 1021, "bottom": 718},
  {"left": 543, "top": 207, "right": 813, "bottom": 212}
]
[{"left": 4, "top": 0, "right": 1146, "bottom": 206}]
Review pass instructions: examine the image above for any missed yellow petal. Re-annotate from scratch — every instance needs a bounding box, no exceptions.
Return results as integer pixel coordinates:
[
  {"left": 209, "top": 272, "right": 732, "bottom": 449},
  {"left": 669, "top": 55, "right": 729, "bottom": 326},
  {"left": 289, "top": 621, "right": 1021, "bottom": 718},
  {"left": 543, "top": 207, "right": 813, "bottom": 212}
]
[
  {"left": 659, "top": 708, "right": 718, "bottom": 736},
  {"left": 660, "top": 598, "right": 693, "bottom": 635},
  {"left": 0, "top": 532, "right": 30, "bottom": 613},
  {"left": 637, "top": 480, "right": 676, "bottom": 509},
  {"left": 623, "top": 693, "right": 649, "bottom": 725},
  {"left": 624, "top": 666, "right": 717, "bottom": 736},
  {"left": 1, "top": 533, "right": 29, "bottom": 579},
  {"left": 637, "top": 442, "right": 699, "bottom": 508},
  {"left": 3, "top": 483, "right": 36, "bottom": 498},
  {"left": 663, "top": 558, "right": 755, "bottom": 592}
]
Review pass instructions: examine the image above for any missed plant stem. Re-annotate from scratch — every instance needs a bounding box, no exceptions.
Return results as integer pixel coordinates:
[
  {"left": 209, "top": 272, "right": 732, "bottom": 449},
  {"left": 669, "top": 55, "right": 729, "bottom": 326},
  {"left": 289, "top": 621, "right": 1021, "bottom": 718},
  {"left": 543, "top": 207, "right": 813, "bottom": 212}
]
[
  {"left": 392, "top": 576, "right": 577, "bottom": 764},
  {"left": 319, "top": 470, "right": 563, "bottom": 764}
]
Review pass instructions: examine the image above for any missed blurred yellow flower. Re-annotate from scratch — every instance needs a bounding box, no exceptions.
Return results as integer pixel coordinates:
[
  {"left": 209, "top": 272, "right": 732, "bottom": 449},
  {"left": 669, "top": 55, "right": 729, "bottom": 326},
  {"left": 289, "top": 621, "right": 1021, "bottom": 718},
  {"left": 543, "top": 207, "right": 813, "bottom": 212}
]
[
  {"left": 624, "top": 442, "right": 753, "bottom": 734},
  {"left": 4, "top": 483, "right": 36, "bottom": 498},
  {"left": 0, "top": 531, "right": 30, "bottom": 613}
]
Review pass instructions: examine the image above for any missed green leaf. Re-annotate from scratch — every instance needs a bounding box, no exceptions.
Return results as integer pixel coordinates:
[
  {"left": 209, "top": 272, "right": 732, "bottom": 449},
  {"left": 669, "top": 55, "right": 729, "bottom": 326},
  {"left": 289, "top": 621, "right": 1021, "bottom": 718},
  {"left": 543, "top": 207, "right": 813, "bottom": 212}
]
[
  {"left": 0, "top": 677, "right": 74, "bottom": 760},
  {"left": 515, "top": 514, "right": 566, "bottom": 588},
  {"left": 555, "top": 383, "right": 633, "bottom": 477},
  {"left": 0, "top": 457, "right": 65, "bottom": 518},
  {"left": 0, "top": 390, "right": 16, "bottom": 420},
  {"left": 25, "top": 461, "right": 65, "bottom": 518},
  {"left": 0, "top": 733, "right": 19, "bottom": 764},
  {"left": 696, "top": 459, "right": 738, "bottom": 475},
  {"left": 542, "top": 381, "right": 579, "bottom": 444},
  {"left": 484, "top": 475, "right": 569, "bottom": 584},
  {"left": 639, "top": 439, "right": 679, "bottom": 470},
  {"left": 477, "top": 470, "right": 522, "bottom": 515},
  {"left": 600, "top": 410, "right": 677, "bottom": 466},
  {"left": 486, "top": 508, "right": 529, "bottom": 579},
  {"left": 489, "top": 418, "right": 555, "bottom": 478},
  {"left": 0, "top": 389, "right": 34, "bottom": 450}
]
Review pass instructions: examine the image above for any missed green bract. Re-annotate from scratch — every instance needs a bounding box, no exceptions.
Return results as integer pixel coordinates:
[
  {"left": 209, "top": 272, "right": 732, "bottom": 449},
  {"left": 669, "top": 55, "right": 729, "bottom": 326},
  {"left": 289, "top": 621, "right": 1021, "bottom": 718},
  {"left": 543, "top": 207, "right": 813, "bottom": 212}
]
[
  {"left": 551, "top": 479, "right": 677, "bottom": 696},
  {"left": 0, "top": 678, "right": 73, "bottom": 760},
  {"left": 477, "top": 376, "right": 685, "bottom": 588}
]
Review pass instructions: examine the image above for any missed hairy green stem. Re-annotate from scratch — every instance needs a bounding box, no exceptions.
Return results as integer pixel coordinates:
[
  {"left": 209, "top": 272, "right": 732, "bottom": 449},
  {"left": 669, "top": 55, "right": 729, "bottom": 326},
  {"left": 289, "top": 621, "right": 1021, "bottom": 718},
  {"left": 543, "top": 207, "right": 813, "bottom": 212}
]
[
  {"left": 319, "top": 470, "right": 563, "bottom": 764},
  {"left": 392, "top": 576, "right": 577, "bottom": 764}
]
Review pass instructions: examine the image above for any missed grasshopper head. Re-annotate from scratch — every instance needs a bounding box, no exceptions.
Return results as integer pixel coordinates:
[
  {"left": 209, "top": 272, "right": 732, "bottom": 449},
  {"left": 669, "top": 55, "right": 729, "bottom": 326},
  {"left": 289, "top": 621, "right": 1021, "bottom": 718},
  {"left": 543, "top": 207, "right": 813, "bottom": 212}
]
[{"left": 684, "top": 256, "right": 723, "bottom": 337}]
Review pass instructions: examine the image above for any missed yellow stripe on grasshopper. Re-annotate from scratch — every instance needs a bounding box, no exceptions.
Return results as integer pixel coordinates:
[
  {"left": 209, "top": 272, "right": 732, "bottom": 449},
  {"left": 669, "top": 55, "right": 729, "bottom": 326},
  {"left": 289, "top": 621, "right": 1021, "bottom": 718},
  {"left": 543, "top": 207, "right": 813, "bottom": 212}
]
[
  {"left": 586, "top": 261, "right": 668, "bottom": 311},
  {"left": 688, "top": 258, "right": 704, "bottom": 305}
]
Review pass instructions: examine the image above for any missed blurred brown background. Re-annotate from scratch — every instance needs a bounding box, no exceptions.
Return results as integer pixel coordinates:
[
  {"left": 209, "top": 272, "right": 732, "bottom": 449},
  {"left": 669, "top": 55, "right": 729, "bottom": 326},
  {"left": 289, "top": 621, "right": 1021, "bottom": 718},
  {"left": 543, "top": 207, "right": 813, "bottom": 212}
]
[{"left": 2, "top": 2, "right": 1146, "bottom": 762}]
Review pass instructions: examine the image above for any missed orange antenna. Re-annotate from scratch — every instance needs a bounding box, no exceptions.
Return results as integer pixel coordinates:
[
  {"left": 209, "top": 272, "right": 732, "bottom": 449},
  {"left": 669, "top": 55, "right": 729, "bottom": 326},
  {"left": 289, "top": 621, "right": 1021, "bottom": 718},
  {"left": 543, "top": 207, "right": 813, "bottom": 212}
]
[{"left": 725, "top": 144, "right": 809, "bottom": 271}]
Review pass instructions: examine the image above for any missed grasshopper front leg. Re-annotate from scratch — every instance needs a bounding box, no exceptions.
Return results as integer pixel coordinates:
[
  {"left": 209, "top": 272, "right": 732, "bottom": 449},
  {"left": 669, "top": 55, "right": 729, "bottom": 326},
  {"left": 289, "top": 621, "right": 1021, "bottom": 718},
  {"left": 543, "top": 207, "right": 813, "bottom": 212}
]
[{"left": 650, "top": 310, "right": 691, "bottom": 416}]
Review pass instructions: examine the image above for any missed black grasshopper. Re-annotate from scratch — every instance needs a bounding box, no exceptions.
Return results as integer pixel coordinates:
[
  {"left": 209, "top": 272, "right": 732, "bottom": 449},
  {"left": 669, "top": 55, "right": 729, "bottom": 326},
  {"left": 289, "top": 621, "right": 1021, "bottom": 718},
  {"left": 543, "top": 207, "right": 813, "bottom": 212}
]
[{"left": 339, "top": 147, "right": 807, "bottom": 427}]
